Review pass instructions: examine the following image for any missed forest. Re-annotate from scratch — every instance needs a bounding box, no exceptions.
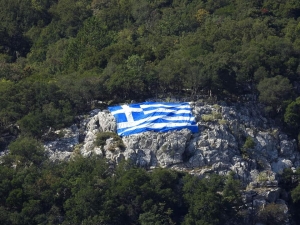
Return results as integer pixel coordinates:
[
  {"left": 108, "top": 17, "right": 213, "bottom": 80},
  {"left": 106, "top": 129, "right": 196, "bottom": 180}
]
[
  {"left": 1, "top": 0, "right": 300, "bottom": 139},
  {"left": 1, "top": 137, "right": 300, "bottom": 225},
  {"left": 0, "top": 147, "right": 249, "bottom": 225},
  {"left": 1, "top": 0, "right": 300, "bottom": 224}
]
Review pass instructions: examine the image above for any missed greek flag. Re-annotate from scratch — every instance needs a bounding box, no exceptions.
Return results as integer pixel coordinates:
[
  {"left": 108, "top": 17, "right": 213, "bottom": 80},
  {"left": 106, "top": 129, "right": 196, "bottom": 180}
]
[{"left": 108, "top": 102, "right": 199, "bottom": 136}]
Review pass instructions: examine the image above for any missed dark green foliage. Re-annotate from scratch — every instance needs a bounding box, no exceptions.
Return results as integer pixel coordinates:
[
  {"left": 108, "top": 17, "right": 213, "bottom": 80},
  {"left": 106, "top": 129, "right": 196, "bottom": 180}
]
[
  {"left": 5, "top": 136, "right": 46, "bottom": 167},
  {"left": 95, "top": 131, "right": 125, "bottom": 150},
  {"left": 284, "top": 97, "right": 300, "bottom": 128},
  {"left": 280, "top": 168, "right": 296, "bottom": 190},
  {"left": 240, "top": 136, "right": 255, "bottom": 159},
  {"left": 243, "top": 137, "right": 256, "bottom": 150},
  {"left": 292, "top": 182, "right": 300, "bottom": 204},
  {"left": 0, "top": 0, "right": 300, "bottom": 137},
  {"left": 279, "top": 167, "right": 300, "bottom": 222},
  {"left": 223, "top": 172, "right": 242, "bottom": 203},
  {"left": 257, "top": 75, "right": 293, "bottom": 113},
  {"left": 0, "top": 154, "right": 245, "bottom": 225},
  {"left": 1, "top": 1, "right": 300, "bottom": 222},
  {"left": 182, "top": 174, "right": 232, "bottom": 225},
  {"left": 257, "top": 203, "right": 288, "bottom": 225}
]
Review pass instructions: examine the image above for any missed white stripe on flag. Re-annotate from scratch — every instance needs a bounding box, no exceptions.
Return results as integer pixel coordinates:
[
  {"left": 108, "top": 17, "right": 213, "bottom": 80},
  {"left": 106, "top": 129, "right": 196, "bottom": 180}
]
[
  {"left": 111, "top": 106, "right": 143, "bottom": 115},
  {"left": 117, "top": 115, "right": 195, "bottom": 129},
  {"left": 141, "top": 104, "right": 190, "bottom": 109},
  {"left": 143, "top": 108, "right": 191, "bottom": 114},
  {"left": 119, "top": 122, "right": 195, "bottom": 135}
]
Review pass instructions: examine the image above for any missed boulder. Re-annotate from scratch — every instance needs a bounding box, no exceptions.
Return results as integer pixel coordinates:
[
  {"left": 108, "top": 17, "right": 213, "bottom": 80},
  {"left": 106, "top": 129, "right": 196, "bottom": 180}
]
[
  {"left": 261, "top": 188, "right": 281, "bottom": 203},
  {"left": 98, "top": 111, "right": 117, "bottom": 132},
  {"left": 271, "top": 158, "right": 293, "bottom": 174}
]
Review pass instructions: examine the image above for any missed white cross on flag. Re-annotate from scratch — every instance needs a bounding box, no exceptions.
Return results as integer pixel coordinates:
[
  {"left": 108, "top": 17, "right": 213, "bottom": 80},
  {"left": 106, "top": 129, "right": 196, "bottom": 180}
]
[{"left": 108, "top": 102, "right": 199, "bottom": 136}]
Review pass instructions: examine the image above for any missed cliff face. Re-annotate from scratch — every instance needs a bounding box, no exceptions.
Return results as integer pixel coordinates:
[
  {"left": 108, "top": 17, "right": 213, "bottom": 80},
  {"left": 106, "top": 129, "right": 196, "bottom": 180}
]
[
  {"left": 45, "top": 103, "right": 300, "bottom": 183},
  {"left": 44, "top": 101, "right": 300, "bottom": 222},
  {"left": 45, "top": 101, "right": 300, "bottom": 181}
]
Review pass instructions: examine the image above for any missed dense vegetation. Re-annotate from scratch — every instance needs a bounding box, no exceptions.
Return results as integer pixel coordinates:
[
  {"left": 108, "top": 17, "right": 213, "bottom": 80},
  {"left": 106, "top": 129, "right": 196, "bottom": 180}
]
[
  {"left": 2, "top": 0, "right": 300, "bottom": 224},
  {"left": 1, "top": 136, "right": 293, "bottom": 225},
  {"left": 0, "top": 137, "right": 241, "bottom": 225},
  {"left": 1, "top": 0, "right": 300, "bottom": 139}
]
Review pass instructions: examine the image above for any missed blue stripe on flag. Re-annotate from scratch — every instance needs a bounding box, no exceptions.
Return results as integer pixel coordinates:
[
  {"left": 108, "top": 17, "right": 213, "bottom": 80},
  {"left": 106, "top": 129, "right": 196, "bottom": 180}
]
[
  {"left": 108, "top": 102, "right": 199, "bottom": 136},
  {"left": 119, "top": 125, "right": 199, "bottom": 137},
  {"left": 117, "top": 113, "right": 128, "bottom": 122}
]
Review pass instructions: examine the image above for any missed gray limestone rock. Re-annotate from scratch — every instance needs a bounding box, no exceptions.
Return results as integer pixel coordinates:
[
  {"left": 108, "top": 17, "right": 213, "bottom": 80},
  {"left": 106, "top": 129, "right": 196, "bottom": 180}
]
[
  {"left": 35, "top": 101, "right": 300, "bottom": 225},
  {"left": 97, "top": 111, "right": 117, "bottom": 132},
  {"left": 271, "top": 158, "right": 293, "bottom": 174},
  {"left": 121, "top": 129, "right": 192, "bottom": 168},
  {"left": 265, "top": 188, "right": 281, "bottom": 203},
  {"left": 253, "top": 198, "right": 266, "bottom": 208},
  {"left": 42, "top": 102, "right": 300, "bottom": 193},
  {"left": 255, "top": 188, "right": 281, "bottom": 203},
  {"left": 254, "top": 131, "right": 279, "bottom": 161},
  {"left": 44, "top": 124, "right": 79, "bottom": 161}
]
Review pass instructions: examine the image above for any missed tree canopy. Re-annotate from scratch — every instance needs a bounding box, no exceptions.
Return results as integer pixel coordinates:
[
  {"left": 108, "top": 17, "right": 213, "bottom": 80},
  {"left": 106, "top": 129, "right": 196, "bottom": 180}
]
[
  {"left": 0, "top": 152, "right": 246, "bottom": 225},
  {"left": 1, "top": 1, "right": 300, "bottom": 223},
  {"left": 0, "top": 0, "right": 300, "bottom": 138}
]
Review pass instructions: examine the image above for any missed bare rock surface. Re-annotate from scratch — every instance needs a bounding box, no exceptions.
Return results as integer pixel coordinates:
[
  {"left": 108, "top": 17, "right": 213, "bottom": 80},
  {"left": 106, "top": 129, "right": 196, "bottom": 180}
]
[
  {"left": 44, "top": 124, "right": 79, "bottom": 161},
  {"left": 42, "top": 101, "right": 300, "bottom": 223},
  {"left": 44, "top": 102, "right": 300, "bottom": 183}
]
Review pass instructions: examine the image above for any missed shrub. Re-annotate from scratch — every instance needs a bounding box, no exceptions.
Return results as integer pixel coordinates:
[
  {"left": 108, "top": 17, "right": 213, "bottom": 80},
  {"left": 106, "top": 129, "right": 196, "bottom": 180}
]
[
  {"left": 240, "top": 136, "right": 255, "bottom": 159},
  {"left": 257, "top": 171, "right": 268, "bottom": 182},
  {"left": 257, "top": 203, "right": 287, "bottom": 225},
  {"left": 243, "top": 136, "right": 255, "bottom": 150},
  {"left": 201, "top": 114, "right": 215, "bottom": 122},
  {"left": 218, "top": 119, "right": 228, "bottom": 125},
  {"left": 201, "top": 112, "right": 222, "bottom": 122},
  {"left": 7, "top": 136, "right": 46, "bottom": 166},
  {"left": 94, "top": 132, "right": 125, "bottom": 150},
  {"left": 212, "top": 104, "right": 221, "bottom": 110}
]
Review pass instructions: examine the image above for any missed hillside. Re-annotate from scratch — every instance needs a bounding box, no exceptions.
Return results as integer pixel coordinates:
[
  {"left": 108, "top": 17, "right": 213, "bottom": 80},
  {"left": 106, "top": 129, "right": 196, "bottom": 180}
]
[
  {"left": 1, "top": 0, "right": 300, "bottom": 224},
  {"left": 1, "top": 0, "right": 300, "bottom": 142},
  {"left": 1, "top": 101, "right": 300, "bottom": 224}
]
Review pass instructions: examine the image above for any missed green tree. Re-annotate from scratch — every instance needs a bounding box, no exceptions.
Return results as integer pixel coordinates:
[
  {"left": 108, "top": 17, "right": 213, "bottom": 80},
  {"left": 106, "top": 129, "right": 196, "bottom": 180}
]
[
  {"left": 257, "top": 75, "right": 293, "bottom": 113},
  {"left": 222, "top": 172, "right": 243, "bottom": 223},
  {"left": 284, "top": 97, "right": 300, "bottom": 128},
  {"left": 6, "top": 188, "right": 24, "bottom": 211},
  {"left": 7, "top": 136, "right": 46, "bottom": 167},
  {"left": 257, "top": 203, "right": 288, "bottom": 225},
  {"left": 183, "top": 174, "right": 226, "bottom": 225},
  {"left": 0, "top": 206, "right": 10, "bottom": 225},
  {"left": 49, "top": 0, "right": 93, "bottom": 38},
  {"left": 105, "top": 55, "right": 147, "bottom": 100}
]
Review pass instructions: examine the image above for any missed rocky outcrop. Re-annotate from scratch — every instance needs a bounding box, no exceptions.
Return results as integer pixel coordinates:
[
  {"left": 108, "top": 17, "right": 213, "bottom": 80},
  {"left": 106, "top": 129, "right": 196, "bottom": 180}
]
[
  {"left": 44, "top": 124, "right": 79, "bottom": 161},
  {"left": 122, "top": 129, "right": 192, "bottom": 168},
  {"left": 45, "top": 102, "right": 300, "bottom": 180},
  {"left": 42, "top": 101, "right": 300, "bottom": 224}
]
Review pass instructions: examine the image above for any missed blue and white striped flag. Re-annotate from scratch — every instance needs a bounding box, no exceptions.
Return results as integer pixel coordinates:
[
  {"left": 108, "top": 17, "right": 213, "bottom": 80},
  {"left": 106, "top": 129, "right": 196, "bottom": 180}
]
[{"left": 108, "top": 102, "right": 199, "bottom": 136}]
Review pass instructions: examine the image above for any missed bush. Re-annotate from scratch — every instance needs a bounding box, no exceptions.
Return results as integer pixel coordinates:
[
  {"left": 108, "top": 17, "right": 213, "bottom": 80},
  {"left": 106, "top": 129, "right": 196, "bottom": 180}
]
[
  {"left": 201, "top": 112, "right": 222, "bottom": 122},
  {"left": 218, "top": 119, "right": 228, "bottom": 125},
  {"left": 94, "top": 132, "right": 125, "bottom": 150},
  {"left": 240, "top": 136, "right": 255, "bottom": 159},
  {"left": 243, "top": 136, "right": 255, "bottom": 150},
  {"left": 7, "top": 136, "right": 46, "bottom": 166},
  {"left": 201, "top": 114, "right": 215, "bottom": 122},
  {"left": 257, "top": 203, "right": 287, "bottom": 225}
]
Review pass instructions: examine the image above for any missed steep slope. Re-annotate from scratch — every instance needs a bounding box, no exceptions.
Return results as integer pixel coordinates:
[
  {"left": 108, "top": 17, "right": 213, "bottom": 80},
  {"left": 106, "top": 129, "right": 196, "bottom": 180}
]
[
  {"left": 43, "top": 101, "right": 300, "bottom": 223},
  {"left": 76, "top": 102, "right": 300, "bottom": 179}
]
